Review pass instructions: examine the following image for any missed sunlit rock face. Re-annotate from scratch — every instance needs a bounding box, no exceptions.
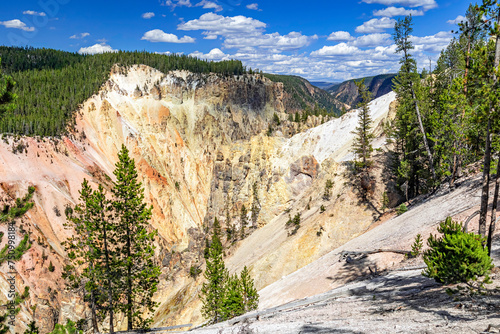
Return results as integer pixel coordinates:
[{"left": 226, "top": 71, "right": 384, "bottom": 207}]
[{"left": 0, "top": 64, "right": 396, "bottom": 333}]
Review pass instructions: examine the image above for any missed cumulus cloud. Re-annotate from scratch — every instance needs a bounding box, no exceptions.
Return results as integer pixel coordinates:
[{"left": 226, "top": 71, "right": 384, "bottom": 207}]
[
  {"left": 246, "top": 3, "right": 260, "bottom": 10},
  {"left": 142, "top": 12, "right": 155, "bottom": 19},
  {"left": 411, "top": 31, "right": 452, "bottom": 53},
  {"left": 23, "top": 10, "right": 46, "bottom": 16},
  {"left": 327, "top": 31, "right": 354, "bottom": 41},
  {"left": 178, "top": 13, "right": 266, "bottom": 37},
  {"left": 349, "top": 33, "right": 392, "bottom": 47},
  {"left": 225, "top": 31, "right": 317, "bottom": 52},
  {"left": 70, "top": 32, "right": 90, "bottom": 39},
  {"left": 78, "top": 43, "right": 117, "bottom": 54},
  {"left": 355, "top": 17, "right": 396, "bottom": 33},
  {"left": 447, "top": 15, "right": 466, "bottom": 25},
  {"left": 141, "top": 29, "right": 195, "bottom": 43},
  {"left": 195, "top": 0, "right": 222, "bottom": 12},
  {"left": 189, "top": 48, "right": 230, "bottom": 60},
  {"left": 361, "top": 0, "right": 437, "bottom": 10},
  {"left": 310, "top": 43, "right": 360, "bottom": 57},
  {"left": 373, "top": 6, "right": 424, "bottom": 17},
  {"left": 0, "top": 19, "right": 35, "bottom": 31}
]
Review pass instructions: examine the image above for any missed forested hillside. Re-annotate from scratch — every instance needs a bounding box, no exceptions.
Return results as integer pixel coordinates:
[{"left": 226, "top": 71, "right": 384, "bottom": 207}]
[
  {"left": 328, "top": 73, "right": 396, "bottom": 108},
  {"left": 263, "top": 73, "right": 342, "bottom": 115},
  {"left": 0, "top": 47, "right": 247, "bottom": 137},
  {"left": 387, "top": 3, "right": 499, "bottom": 252}
]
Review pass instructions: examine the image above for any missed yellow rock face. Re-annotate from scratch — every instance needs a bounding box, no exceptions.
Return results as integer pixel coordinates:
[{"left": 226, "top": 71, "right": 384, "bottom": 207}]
[{"left": 0, "top": 65, "right": 396, "bottom": 333}]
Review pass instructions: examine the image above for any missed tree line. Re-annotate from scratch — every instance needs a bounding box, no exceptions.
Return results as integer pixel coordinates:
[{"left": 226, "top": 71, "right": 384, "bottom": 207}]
[
  {"left": 350, "top": 1, "right": 499, "bottom": 255},
  {"left": 0, "top": 47, "right": 247, "bottom": 137}
]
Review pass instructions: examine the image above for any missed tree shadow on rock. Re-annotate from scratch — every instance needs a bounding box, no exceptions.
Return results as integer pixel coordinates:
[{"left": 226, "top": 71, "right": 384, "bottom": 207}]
[{"left": 366, "top": 270, "right": 499, "bottom": 323}]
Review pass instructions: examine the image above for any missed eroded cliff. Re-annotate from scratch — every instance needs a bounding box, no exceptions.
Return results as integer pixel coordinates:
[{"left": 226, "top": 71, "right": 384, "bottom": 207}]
[{"left": 0, "top": 65, "right": 396, "bottom": 333}]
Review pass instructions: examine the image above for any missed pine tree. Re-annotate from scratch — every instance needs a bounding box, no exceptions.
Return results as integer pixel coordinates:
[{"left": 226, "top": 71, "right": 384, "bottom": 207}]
[
  {"left": 392, "top": 15, "right": 436, "bottom": 198},
  {"left": 250, "top": 182, "right": 260, "bottom": 227},
  {"left": 201, "top": 218, "right": 227, "bottom": 323},
  {"left": 0, "top": 57, "right": 16, "bottom": 116},
  {"left": 240, "top": 266, "right": 259, "bottom": 312},
  {"left": 351, "top": 79, "right": 374, "bottom": 171},
  {"left": 24, "top": 321, "right": 39, "bottom": 334},
  {"left": 240, "top": 205, "right": 248, "bottom": 239},
  {"left": 221, "top": 274, "right": 244, "bottom": 320},
  {"left": 62, "top": 179, "right": 100, "bottom": 333},
  {"left": 111, "top": 144, "right": 160, "bottom": 330},
  {"left": 91, "top": 185, "right": 119, "bottom": 333}
]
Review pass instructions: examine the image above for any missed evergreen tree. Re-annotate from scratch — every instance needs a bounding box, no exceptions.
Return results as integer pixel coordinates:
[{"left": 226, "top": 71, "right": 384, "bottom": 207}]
[
  {"left": 423, "top": 217, "right": 493, "bottom": 288},
  {"left": 351, "top": 79, "right": 374, "bottom": 171},
  {"left": 392, "top": 15, "right": 436, "bottom": 198},
  {"left": 250, "top": 183, "right": 260, "bottom": 227},
  {"left": 91, "top": 185, "right": 119, "bottom": 333},
  {"left": 240, "top": 266, "right": 259, "bottom": 312},
  {"left": 111, "top": 144, "right": 160, "bottom": 330},
  {"left": 240, "top": 205, "right": 248, "bottom": 239},
  {"left": 221, "top": 274, "right": 244, "bottom": 320},
  {"left": 24, "top": 321, "right": 39, "bottom": 334},
  {"left": 476, "top": 0, "right": 500, "bottom": 250},
  {"left": 62, "top": 179, "right": 100, "bottom": 333},
  {"left": 201, "top": 218, "right": 227, "bottom": 324},
  {"left": 0, "top": 57, "right": 16, "bottom": 116}
]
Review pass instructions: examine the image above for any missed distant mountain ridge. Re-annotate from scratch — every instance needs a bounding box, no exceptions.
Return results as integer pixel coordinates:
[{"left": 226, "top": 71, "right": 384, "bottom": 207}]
[
  {"left": 328, "top": 73, "right": 396, "bottom": 108},
  {"left": 310, "top": 81, "right": 339, "bottom": 90},
  {"left": 263, "top": 74, "right": 344, "bottom": 115}
]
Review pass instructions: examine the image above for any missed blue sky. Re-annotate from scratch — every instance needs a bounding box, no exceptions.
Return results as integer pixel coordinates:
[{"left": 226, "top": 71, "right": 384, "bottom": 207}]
[{"left": 0, "top": 0, "right": 472, "bottom": 81}]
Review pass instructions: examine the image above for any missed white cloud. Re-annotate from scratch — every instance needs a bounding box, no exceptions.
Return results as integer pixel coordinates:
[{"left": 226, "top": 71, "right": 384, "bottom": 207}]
[
  {"left": 163, "top": 0, "right": 192, "bottom": 9},
  {"left": 246, "top": 3, "right": 260, "bottom": 10},
  {"left": 23, "top": 10, "right": 46, "bottom": 16},
  {"left": 411, "top": 31, "right": 452, "bottom": 53},
  {"left": 70, "top": 32, "right": 90, "bottom": 39},
  {"left": 141, "top": 29, "right": 195, "bottom": 43},
  {"left": 190, "top": 48, "right": 230, "bottom": 60},
  {"left": 195, "top": 1, "right": 222, "bottom": 12},
  {"left": 447, "top": 15, "right": 466, "bottom": 25},
  {"left": 355, "top": 17, "right": 396, "bottom": 33},
  {"left": 142, "top": 12, "right": 155, "bottom": 19},
  {"left": 97, "top": 38, "right": 108, "bottom": 43},
  {"left": 373, "top": 6, "right": 424, "bottom": 17},
  {"left": 225, "top": 31, "right": 317, "bottom": 52},
  {"left": 349, "top": 33, "right": 392, "bottom": 47},
  {"left": 327, "top": 31, "right": 354, "bottom": 41},
  {"left": 311, "top": 43, "right": 360, "bottom": 57},
  {"left": 0, "top": 19, "right": 35, "bottom": 31},
  {"left": 78, "top": 43, "right": 117, "bottom": 54},
  {"left": 361, "top": 0, "right": 437, "bottom": 10},
  {"left": 178, "top": 13, "right": 266, "bottom": 38}
]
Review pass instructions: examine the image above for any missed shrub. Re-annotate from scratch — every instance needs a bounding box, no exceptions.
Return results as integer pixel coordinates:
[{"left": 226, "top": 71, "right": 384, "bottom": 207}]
[
  {"left": 423, "top": 217, "right": 493, "bottom": 288},
  {"left": 189, "top": 265, "right": 202, "bottom": 278},
  {"left": 320, "top": 205, "right": 326, "bottom": 213},
  {"left": 48, "top": 320, "right": 82, "bottom": 334},
  {"left": 409, "top": 234, "right": 423, "bottom": 257},
  {"left": 323, "top": 179, "right": 334, "bottom": 201},
  {"left": 48, "top": 261, "right": 55, "bottom": 272},
  {"left": 397, "top": 203, "right": 408, "bottom": 215}
]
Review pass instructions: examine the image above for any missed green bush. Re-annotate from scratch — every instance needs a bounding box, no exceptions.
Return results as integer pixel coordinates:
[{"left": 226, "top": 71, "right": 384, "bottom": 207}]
[
  {"left": 423, "top": 217, "right": 493, "bottom": 288},
  {"left": 396, "top": 203, "right": 408, "bottom": 215},
  {"left": 189, "top": 265, "right": 202, "bottom": 278},
  {"left": 48, "top": 320, "right": 82, "bottom": 334}
]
